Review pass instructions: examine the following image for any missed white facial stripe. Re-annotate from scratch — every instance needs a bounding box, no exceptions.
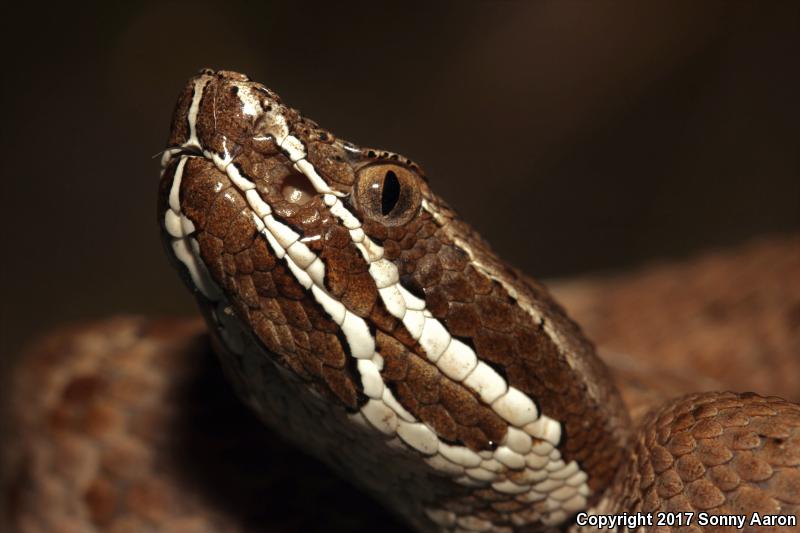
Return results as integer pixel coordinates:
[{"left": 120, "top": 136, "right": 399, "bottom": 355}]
[{"left": 321, "top": 192, "right": 592, "bottom": 526}]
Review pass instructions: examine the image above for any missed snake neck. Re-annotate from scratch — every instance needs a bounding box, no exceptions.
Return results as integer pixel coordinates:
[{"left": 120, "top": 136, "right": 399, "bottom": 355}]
[{"left": 159, "top": 69, "right": 631, "bottom": 530}]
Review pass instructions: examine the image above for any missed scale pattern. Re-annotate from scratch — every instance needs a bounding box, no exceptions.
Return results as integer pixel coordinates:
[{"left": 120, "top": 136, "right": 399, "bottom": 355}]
[{"left": 590, "top": 392, "right": 800, "bottom": 532}]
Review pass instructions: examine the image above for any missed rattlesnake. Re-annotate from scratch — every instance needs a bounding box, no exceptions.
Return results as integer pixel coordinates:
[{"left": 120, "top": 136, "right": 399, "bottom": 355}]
[{"left": 3, "top": 70, "right": 798, "bottom": 532}]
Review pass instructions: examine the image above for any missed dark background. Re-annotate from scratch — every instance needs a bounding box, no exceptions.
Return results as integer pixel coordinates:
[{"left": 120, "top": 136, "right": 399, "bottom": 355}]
[{"left": 1, "top": 1, "right": 798, "bottom": 371}]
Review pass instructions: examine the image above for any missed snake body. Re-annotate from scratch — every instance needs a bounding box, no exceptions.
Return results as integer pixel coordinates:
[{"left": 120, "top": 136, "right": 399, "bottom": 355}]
[{"left": 4, "top": 70, "right": 798, "bottom": 532}]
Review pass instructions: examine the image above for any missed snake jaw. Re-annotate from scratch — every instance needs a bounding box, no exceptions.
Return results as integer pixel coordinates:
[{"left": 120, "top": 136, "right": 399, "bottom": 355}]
[{"left": 159, "top": 69, "right": 630, "bottom": 531}]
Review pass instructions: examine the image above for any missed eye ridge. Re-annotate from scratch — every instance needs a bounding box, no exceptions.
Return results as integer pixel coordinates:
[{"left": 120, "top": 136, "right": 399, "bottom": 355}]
[{"left": 381, "top": 170, "right": 401, "bottom": 216}]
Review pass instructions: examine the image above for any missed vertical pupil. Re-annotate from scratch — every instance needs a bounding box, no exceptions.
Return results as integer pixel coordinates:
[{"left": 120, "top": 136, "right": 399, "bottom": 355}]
[{"left": 381, "top": 170, "right": 401, "bottom": 215}]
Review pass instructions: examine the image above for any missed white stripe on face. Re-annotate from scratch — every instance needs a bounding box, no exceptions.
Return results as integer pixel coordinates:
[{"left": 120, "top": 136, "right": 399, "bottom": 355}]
[{"left": 317, "top": 187, "right": 591, "bottom": 526}]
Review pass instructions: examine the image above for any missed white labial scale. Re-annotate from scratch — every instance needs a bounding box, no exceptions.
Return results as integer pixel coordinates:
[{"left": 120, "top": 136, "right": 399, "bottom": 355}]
[
  {"left": 378, "top": 286, "right": 406, "bottom": 318},
  {"left": 340, "top": 311, "right": 375, "bottom": 359},
  {"left": 306, "top": 258, "right": 325, "bottom": 286},
  {"left": 533, "top": 479, "right": 562, "bottom": 493},
  {"left": 566, "top": 470, "right": 588, "bottom": 487},
  {"left": 425, "top": 454, "right": 464, "bottom": 476},
  {"left": 493, "top": 387, "right": 538, "bottom": 427},
  {"left": 284, "top": 256, "right": 313, "bottom": 290},
  {"left": 463, "top": 361, "right": 507, "bottom": 404},
  {"left": 493, "top": 446, "right": 526, "bottom": 470},
  {"left": 524, "top": 417, "right": 562, "bottom": 445},
  {"left": 492, "top": 479, "right": 530, "bottom": 495},
  {"left": 562, "top": 494, "right": 588, "bottom": 513},
  {"left": 479, "top": 458, "right": 503, "bottom": 472},
  {"left": 438, "top": 442, "right": 482, "bottom": 468},
  {"left": 417, "top": 318, "right": 451, "bottom": 362},
  {"left": 530, "top": 440, "right": 554, "bottom": 458},
  {"left": 361, "top": 399, "right": 398, "bottom": 435},
  {"left": 396, "top": 421, "right": 438, "bottom": 455},
  {"left": 369, "top": 259, "right": 399, "bottom": 288},
  {"left": 550, "top": 485, "right": 577, "bottom": 502},
  {"left": 504, "top": 427, "right": 533, "bottom": 455},
  {"left": 525, "top": 452, "right": 549, "bottom": 469},
  {"left": 436, "top": 339, "right": 477, "bottom": 381},
  {"left": 402, "top": 309, "right": 426, "bottom": 340},
  {"left": 357, "top": 359, "right": 384, "bottom": 399},
  {"left": 464, "top": 467, "right": 495, "bottom": 482}
]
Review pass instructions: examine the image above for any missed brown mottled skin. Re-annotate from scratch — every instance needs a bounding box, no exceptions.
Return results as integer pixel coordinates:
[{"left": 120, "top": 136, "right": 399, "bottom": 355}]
[{"left": 3, "top": 70, "right": 799, "bottom": 532}]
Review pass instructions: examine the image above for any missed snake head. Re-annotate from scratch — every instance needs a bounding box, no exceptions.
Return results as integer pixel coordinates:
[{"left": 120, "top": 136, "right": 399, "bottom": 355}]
[{"left": 159, "top": 69, "right": 629, "bottom": 531}]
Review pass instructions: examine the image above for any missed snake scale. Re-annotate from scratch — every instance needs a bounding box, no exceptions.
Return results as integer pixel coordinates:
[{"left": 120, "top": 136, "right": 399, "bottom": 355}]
[{"left": 4, "top": 70, "right": 799, "bottom": 532}]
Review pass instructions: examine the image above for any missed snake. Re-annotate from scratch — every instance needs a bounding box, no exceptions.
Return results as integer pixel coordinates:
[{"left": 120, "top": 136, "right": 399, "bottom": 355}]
[
  {"left": 155, "top": 69, "right": 800, "bottom": 531},
  {"left": 5, "top": 69, "right": 799, "bottom": 532}
]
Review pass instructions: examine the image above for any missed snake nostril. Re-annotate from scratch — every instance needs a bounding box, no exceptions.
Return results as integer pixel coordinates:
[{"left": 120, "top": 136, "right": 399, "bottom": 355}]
[{"left": 281, "top": 170, "right": 316, "bottom": 205}]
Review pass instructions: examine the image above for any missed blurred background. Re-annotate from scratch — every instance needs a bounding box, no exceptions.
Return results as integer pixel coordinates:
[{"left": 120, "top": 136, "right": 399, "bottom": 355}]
[{"left": 1, "top": 1, "right": 798, "bottom": 381}]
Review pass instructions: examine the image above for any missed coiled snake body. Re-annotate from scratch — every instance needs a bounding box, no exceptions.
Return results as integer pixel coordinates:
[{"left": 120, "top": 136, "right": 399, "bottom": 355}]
[{"left": 5, "top": 70, "right": 799, "bottom": 532}]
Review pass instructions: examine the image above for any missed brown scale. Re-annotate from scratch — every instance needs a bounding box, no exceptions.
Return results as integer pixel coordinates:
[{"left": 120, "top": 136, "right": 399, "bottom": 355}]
[{"left": 603, "top": 392, "right": 800, "bottom": 533}]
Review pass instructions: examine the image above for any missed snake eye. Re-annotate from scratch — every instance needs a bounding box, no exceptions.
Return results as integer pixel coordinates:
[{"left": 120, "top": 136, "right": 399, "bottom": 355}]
[{"left": 355, "top": 164, "right": 421, "bottom": 225}]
